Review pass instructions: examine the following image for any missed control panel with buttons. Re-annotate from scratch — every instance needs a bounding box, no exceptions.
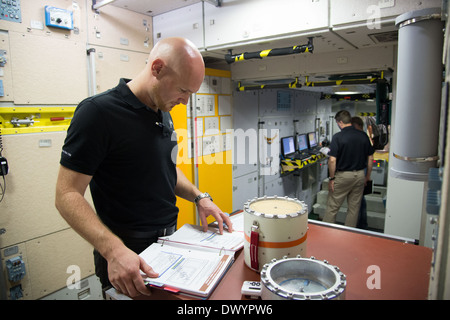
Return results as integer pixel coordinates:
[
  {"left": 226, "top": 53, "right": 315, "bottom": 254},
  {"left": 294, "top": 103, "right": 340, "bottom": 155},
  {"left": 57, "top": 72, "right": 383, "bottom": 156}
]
[
  {"left": 5, "top": 256, "right": 26, "bottom": 282},
  {"left": 0, "top": 0, "right": 22, "bottom": 23}
]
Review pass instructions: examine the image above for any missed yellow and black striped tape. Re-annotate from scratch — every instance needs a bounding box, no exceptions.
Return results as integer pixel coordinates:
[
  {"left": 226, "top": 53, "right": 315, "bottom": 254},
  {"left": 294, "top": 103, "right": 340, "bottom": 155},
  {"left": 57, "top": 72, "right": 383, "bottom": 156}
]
[{"left": 359, "top": 112, "right": 376, "bottom": 117}]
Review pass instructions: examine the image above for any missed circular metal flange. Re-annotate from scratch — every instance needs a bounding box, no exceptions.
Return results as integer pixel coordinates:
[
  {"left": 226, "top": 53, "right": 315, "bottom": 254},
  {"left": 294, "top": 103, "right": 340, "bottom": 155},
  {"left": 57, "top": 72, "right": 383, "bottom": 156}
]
[
  {"left": 244, "top": 195, "right": 308, "bottom": 218},
  {"left": 260, "top": 256, "right": 346, "bottom": 300},
  {"left": 395, "top": 7, "right": 442, "bottom": 29},
  {"left": 393, "top": 153, "right": 439, "bottom": 163}
]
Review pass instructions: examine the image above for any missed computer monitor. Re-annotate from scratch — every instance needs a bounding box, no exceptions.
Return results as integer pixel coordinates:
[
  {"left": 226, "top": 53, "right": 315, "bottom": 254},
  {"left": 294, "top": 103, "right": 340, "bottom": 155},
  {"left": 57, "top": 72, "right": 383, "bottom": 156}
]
[
  {"left": 281, "top": 136, "right": 296, "bottom": 157},
  {"left": 297, "top": 134, "right": 308, "bottom": 152},
  {"left": 307, "top": 132, "right": 318, "bottom": 149}
]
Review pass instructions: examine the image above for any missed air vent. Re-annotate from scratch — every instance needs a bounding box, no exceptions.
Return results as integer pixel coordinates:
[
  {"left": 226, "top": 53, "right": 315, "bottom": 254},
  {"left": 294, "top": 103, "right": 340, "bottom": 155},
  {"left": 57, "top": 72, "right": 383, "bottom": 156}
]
[{"left": 368, "top": 30, "right": 398, "bottom": 43}]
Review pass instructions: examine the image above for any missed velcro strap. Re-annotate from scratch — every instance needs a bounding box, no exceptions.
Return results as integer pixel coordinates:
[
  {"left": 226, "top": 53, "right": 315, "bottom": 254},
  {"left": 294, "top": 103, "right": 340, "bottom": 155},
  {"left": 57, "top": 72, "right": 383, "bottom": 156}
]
[{"left": 250, "top": 230, "right": 259, "bottom": 270}]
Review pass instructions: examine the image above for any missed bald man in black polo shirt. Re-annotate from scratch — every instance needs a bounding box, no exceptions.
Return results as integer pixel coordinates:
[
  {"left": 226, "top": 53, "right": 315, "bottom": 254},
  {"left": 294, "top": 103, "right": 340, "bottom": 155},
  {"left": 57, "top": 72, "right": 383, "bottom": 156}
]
[
  {"left": 323, "top": 110, "right": 374, "bottom": 227},
  {"left": 55, "top": 37, "right": 233, "bottom": 298}
]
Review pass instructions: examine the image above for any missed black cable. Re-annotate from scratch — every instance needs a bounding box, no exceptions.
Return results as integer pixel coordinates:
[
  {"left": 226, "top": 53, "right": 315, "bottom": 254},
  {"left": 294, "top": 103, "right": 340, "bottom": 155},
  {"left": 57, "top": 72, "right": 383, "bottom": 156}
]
[{"left": 0, "top": 174, "right": 5, "bottom": 203}]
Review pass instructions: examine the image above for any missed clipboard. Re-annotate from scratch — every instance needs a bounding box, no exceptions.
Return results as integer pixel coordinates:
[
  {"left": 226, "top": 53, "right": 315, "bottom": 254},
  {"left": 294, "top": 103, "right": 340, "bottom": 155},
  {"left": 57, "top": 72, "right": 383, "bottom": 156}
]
[{"left": 139, "top": 217, "right": 245, "bottom": 298}]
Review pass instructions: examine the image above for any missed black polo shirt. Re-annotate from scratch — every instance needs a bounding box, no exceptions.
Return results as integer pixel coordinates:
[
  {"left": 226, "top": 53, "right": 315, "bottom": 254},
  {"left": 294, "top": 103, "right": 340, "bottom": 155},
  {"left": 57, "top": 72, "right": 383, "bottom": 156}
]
[
  {"left": 328, "top": 126, "right": 374, "bottom": 172},
  {"left": 60, "top": 79, "right": 179, "bottom": 232}
]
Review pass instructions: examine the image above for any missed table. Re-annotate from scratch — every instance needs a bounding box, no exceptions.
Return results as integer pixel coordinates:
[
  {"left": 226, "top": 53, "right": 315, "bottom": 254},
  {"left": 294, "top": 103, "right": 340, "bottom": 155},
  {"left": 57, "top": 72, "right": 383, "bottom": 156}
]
[
  {"left": 110, "top": 220, "right": 432, "bottom": 300},
  {"left": 210, "top": 221, "right": 432, "bottom": 300}
]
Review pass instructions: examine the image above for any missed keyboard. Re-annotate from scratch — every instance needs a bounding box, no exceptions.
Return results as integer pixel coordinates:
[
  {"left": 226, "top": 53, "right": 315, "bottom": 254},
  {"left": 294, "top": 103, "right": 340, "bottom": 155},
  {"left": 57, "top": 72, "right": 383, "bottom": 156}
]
[
  {"left": 287, "top": 152, "right": 311, "bottom": 160},
  {"left": 307, "top": 148, "right": 321, "bottom": 156}
]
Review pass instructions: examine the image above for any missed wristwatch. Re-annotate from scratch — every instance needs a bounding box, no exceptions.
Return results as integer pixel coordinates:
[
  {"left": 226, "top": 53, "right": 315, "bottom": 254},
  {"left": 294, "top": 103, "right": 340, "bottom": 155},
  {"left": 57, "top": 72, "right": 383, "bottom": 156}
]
[
  {"left": 329, "top": 177, "right": 335, "bottom": 181},
  {"left": 194, "top": 192, "right": 213, "bottom": 205}
]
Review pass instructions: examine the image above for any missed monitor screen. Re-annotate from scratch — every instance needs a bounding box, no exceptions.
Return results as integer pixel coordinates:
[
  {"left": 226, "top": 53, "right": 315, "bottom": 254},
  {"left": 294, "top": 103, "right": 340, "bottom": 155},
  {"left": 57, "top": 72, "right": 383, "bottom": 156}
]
[
  {"left": 297, "top": 134, "right": 308, "bottom": 152},
  {"left": 308, "top": 132, "right": 318, "bottom": 148},
  {"left": 281, "top": 136, "right": 296, "bottom": 157}
]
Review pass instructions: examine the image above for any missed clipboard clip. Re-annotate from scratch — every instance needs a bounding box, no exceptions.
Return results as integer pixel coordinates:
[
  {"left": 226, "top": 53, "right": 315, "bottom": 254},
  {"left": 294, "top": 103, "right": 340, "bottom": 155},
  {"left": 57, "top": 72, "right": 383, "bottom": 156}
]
[{"left": 145, "top": 281, "right": 180, "bottom": 294}]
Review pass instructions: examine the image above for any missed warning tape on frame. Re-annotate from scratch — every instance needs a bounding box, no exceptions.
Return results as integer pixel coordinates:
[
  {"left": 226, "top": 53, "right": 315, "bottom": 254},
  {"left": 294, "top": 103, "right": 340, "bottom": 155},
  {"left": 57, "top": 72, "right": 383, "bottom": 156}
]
[{"left": 359, "top": 112, "right": 376, "bottom": 117}]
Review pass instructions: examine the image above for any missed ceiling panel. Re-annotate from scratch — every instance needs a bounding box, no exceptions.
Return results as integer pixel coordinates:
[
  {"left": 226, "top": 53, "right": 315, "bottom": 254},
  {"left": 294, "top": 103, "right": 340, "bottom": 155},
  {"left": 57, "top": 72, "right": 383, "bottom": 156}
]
[
  {"left": 111, "top": 0, "right": 202, "bottom": 16},
  {"left": 105, "top": 0, "right": 395, "bottom": 95}
]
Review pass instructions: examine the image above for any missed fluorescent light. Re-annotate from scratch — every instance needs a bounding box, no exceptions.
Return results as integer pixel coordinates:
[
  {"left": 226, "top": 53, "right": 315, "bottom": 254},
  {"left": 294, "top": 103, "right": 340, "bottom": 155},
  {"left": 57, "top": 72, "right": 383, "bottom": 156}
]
[{"left": 334, "top": 91, "right": 361, "bottom": 95}]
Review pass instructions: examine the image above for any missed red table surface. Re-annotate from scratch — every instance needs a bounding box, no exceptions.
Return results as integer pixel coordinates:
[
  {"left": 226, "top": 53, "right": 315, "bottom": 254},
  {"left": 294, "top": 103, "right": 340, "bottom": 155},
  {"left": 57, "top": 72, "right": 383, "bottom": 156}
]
[
  {"left": 208, "top": 222, "right": 433, "bottom": 300},
  {"left": 138, "top": 222, "right": 432, "bottom": 300}
]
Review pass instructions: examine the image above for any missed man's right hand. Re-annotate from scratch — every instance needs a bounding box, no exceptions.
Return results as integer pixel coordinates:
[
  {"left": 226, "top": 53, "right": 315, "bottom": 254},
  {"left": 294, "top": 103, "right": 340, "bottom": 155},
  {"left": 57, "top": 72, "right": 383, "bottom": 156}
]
[
  {"left": 106, "top": 245, "right": 158, "bottom": 298},
  {"left": 55, "top": 166, "right": 158, "bottom": 298},
  {"left": 328, "top": 180, "right": 335, "bottom": 193}
]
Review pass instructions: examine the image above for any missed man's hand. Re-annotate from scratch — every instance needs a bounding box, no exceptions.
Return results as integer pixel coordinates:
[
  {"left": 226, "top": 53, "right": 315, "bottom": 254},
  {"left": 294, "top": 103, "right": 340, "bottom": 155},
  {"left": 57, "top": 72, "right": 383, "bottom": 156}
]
[
  {"left": 106, "top": 245, "right": 158, "bottom": 297},
  {"left": 174, "top": 168, "right": 233, "bottom": 234},
  {"left": 328, "top": 180, "right": 335, "bottom": 193},
  {"left": 197, "top": 198, "right": 233, "bottom": 234}
]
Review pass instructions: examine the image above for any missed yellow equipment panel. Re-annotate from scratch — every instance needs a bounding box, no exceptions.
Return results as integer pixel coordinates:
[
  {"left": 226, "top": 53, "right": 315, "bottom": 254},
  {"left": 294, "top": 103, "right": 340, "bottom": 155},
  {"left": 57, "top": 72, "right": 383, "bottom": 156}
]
[
  {"left": 170, "top": 68, "right": 233, "bottom": 227},
  {"left": 0, "top": 106, "right": 75, "bottom": 135}
]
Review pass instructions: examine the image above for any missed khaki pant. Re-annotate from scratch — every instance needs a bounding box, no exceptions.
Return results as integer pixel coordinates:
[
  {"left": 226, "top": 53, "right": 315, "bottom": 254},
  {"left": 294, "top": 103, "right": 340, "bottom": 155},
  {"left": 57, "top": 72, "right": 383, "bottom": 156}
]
[{"left": 323, "top": 170, "right": 365, "bottom": 227}]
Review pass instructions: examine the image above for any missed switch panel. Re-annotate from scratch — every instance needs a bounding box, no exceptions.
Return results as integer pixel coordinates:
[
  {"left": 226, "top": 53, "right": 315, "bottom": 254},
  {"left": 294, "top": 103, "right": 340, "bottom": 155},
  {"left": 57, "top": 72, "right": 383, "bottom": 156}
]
[
  {"left": 0, "top": 0, "right": 22, "bottom": 23},
  {"left": 44, "top": 6, "right": 73, "bottom": 30},
  {"left": 10, "top": 284, "right": 23, "bottom": 300},
  {"left": 6, "top": 256, "right": 26, "bottom": 282}
]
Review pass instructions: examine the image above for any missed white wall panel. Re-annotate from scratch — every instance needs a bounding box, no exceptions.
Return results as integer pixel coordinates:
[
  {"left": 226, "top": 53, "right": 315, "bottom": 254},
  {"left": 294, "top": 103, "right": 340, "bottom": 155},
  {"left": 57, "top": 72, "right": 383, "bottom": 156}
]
[
  {"left": 330, "top": 0, "right": 442, "bottom": 27},
  {"left": 204, "top": 0, "right": 329, "bottom": 49},
  {"left": 93, "top": 46, "right": 149, "bottom": 94},
  {"left": 0, "top": 132, "right": 91, "bottom": 247},
  {"left": 259, "top": 89, "right": 294, "bottom": 118},
  {"left": 25, "top": 228, "right": 95, "bottom": 299},
  {"left": 294, "top": 91, "right": 318, "bottom": 115},
  {"left": 261, "top": 116, "right": 294, "bottom": 139},
  {"left": 9, "top": 31, "right": 88, "bottom": 105},
  {"left": 317, "top": 96, "right": 332, "bottom": 115},
  {"left": 230, "top": 54, "right": 303, "bottom": 82},
  {"left": 0, "top": 31, "right": 14, "bottom": 102},
  {"left": 259, "top": 113, "right": 291, "bottom": 178},
  {"left": 232, "top": 171, "right": 258, "bottom": 212},
  {"left": 152, "top": 2, "right": 204, "bottom": 49},
  {"left": 295, "top": 114, "right": 316, "bottom": 135},
  {"left": 384, "top": 177, "right": 425, "bottom": 240},
  {"left": 233, "top": 90, "right": 259, "bottom": 178},
  {"left": 303, "top": 45, "right": 395, "bottom": 75},
  {"left": 264, "top": 175, "right": 298, "bottom": 199},
  {"left": 87, "top": 4, "right": 152, "bottom": 53}
]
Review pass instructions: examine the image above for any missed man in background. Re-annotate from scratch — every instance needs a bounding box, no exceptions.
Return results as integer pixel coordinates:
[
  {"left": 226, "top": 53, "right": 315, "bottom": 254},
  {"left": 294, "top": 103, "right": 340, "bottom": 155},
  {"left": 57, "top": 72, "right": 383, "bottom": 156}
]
[
  {"left": 323, "top": 110, "right": 374, "bottom": 227},
  {"left": 351, "top": 116, "right": 370, "bottom": 230}
]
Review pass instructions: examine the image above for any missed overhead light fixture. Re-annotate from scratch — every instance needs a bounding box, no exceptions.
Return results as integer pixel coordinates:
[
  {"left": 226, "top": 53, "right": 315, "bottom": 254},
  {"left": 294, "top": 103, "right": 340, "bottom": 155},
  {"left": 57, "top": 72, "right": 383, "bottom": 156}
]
[
  {"left": 333, "top": 86, "right": 362, "bottom": 95},
  {"left": 334, "top": 91, "right": 361, "bottom": 95}
]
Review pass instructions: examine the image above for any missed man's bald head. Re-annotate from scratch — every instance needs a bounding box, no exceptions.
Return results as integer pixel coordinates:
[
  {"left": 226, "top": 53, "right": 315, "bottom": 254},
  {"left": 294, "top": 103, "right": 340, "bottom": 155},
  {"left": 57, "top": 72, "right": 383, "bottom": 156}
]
[
  {"left": 129, "top": 37, "right": 205, "bottom": 112},
  {"left": 148, "top": 37, "right": 205, "bottom": 86},
  {"left": 150, "top": 37, "right": 204, "bottom": 66}
]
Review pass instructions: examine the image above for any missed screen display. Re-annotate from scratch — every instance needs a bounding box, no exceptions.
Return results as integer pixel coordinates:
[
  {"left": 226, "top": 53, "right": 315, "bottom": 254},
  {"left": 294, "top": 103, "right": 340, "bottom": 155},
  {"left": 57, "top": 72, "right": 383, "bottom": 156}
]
[
  {"left": 281, "top": 136, "right": 296, "bottom": 156},
  {"left": 297, "top": 134, "right": 308, "bottom": 151},
  {"left": 308, "top": 132, "right": 318, "bottom": 148}
]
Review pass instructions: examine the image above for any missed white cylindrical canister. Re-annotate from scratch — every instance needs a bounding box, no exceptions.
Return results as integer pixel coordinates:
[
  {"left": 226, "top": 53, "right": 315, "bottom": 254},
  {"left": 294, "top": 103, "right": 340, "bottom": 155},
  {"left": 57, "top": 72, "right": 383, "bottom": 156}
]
[
  {"left": 243, "top": 196, "right": 308, "bottom": 272},
  {"left": 390, "top": 7, "right": 444, "bottom": 181}
]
